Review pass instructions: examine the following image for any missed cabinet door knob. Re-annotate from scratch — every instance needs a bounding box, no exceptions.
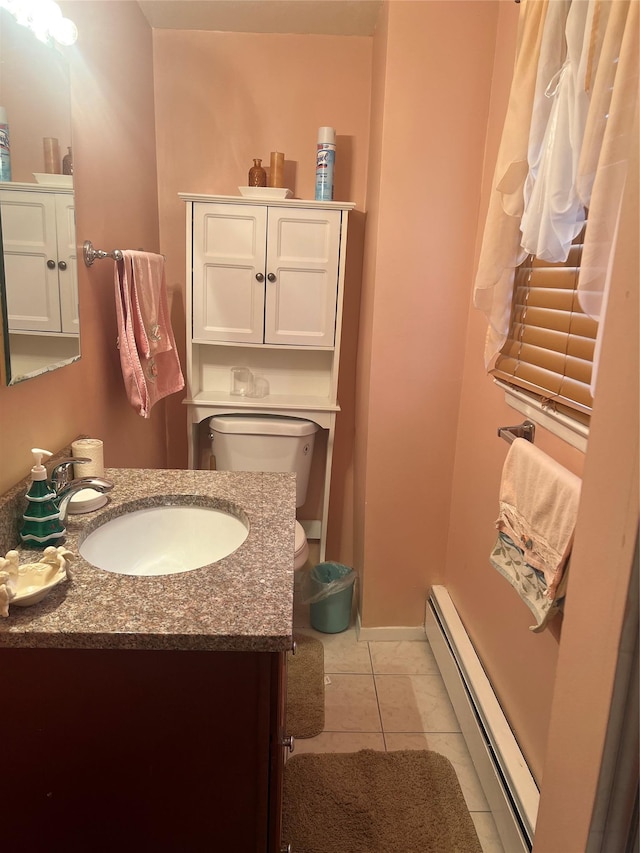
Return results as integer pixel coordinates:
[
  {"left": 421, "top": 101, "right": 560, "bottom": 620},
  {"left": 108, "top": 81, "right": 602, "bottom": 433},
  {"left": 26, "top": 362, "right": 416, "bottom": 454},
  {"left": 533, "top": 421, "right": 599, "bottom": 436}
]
[
  {"left": 267, "top": 272, "right": 276, "bottom": 282},
  {"left": 58, "top": 260, "right": 67, "bottom": 271},
  {"left": 255, "top": 272, "right": 264, "bottom": 282},
  {"left": 47, "top": 259, "right": 56, "bottom": 269},
  {"left": 280, "top": 845, "right": 292, "bottom": 853},
  {"left": 282, "top": 734, "right": 295, "bottom": 752}
]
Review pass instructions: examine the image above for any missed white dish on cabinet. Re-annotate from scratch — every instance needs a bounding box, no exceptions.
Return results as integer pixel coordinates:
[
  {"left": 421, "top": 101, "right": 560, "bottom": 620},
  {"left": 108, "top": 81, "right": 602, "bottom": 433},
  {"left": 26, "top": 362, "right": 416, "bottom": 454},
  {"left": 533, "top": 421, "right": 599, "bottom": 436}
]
[
  {"left": 238, "top": 186, "right": 292, "bottom": 200},
  {"left": 33, "top": 173, "right": 73, "bottom": 188}
]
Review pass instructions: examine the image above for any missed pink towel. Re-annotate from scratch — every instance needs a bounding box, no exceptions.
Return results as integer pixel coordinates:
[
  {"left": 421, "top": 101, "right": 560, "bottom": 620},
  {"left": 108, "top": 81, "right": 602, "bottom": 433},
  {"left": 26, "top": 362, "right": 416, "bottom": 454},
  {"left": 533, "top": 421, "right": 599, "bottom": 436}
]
[
  {"left": 129, "top": 251, "right": 172, "bottom": 358},
  {"left": 114, "top": 251, "right": 184, "bottom": 418},
  {"left": 496, "top": 438, "right": 581, "bottom": 600}
]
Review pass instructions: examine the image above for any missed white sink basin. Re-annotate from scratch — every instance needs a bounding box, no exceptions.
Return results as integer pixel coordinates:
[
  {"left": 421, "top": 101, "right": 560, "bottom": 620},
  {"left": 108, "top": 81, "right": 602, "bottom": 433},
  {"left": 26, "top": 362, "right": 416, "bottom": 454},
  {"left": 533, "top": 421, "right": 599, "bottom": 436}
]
[{"left": 80, "top": 504, "right": 249, "bottom": 576}]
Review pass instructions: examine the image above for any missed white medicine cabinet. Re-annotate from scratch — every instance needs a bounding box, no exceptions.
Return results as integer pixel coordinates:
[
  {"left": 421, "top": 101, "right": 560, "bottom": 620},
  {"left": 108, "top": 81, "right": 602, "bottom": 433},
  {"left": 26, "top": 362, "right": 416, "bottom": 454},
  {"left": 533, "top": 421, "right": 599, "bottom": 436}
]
[
  {"left": 0, "top": 184, "right": 78, "bottom": 334},
  {"left": 181, "top": 193, "right": 355, "bottom": 558}
]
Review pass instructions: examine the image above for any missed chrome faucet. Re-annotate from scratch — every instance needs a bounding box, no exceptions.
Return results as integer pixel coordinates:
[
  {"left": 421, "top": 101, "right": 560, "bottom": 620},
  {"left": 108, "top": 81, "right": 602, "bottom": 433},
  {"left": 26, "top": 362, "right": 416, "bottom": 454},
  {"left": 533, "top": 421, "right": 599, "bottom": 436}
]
[
  {"left": 55, "top": 477, "right": 114, "bottom": 522},
  {"left": 49, "top": 457, "right": 91, "bottom": 495}
]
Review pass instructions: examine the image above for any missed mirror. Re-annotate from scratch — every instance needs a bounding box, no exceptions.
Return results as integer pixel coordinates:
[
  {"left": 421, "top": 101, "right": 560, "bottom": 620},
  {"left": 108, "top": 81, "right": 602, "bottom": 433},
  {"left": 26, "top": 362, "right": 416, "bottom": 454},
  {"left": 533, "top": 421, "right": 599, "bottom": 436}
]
[{"left": 0, "top": 8, "right": 79, "bottom": 385}]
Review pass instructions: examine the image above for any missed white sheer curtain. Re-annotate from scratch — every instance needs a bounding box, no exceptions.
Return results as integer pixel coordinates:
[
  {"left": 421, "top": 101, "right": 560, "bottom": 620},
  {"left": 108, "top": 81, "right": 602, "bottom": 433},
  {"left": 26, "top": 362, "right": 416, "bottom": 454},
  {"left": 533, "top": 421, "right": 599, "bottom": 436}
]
[
  {"left": 473, "top": 0, "right": 549, "bottom": 368},
  {"left": 576, "top": 0, "right": 638, "bottom": 395},
  {"left": 523, "top": 0, "right": 572, "bottom": 222},
  {"left": 519, "top": 0, "right": 592, "bottom": 261},
  {"left": 474, "top": 0, "right": 639, "bottom": 381}
]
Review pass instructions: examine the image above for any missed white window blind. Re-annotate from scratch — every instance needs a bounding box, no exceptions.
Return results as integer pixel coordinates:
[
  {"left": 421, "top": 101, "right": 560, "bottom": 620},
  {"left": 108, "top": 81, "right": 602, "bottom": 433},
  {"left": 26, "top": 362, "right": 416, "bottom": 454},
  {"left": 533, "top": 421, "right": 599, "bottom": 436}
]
[{"left": 490, "top": 229, "right": 596, "bottom": 425}]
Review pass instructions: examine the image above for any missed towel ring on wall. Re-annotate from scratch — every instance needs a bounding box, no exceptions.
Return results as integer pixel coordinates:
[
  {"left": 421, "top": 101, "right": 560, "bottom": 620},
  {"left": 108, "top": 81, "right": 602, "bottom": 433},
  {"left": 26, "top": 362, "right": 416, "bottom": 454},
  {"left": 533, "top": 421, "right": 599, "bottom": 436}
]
[{"left": 498, "top": 421, "right": 536, "bottom": 444}]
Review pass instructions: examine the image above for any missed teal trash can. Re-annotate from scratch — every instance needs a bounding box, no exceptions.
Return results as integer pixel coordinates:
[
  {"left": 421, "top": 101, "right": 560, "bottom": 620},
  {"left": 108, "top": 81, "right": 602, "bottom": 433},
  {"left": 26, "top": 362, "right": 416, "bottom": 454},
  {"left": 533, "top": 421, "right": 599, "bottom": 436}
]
[{"left": 309, "top": 562, "right": 356, "bottom": 634}]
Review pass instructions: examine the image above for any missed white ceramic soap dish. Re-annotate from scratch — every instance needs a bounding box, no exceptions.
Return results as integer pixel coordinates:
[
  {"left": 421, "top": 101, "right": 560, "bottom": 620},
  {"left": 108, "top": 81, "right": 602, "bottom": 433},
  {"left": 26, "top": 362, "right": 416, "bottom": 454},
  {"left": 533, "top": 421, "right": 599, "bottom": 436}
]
[
  {"left": 238, "top": 186, "right": 292, "bottom": 200},
  {"left": 67, "top": 488, "right": 109, "bottom": 514},
  {"left": 0, "top": 547, "right": 73, "bottom": 615}
]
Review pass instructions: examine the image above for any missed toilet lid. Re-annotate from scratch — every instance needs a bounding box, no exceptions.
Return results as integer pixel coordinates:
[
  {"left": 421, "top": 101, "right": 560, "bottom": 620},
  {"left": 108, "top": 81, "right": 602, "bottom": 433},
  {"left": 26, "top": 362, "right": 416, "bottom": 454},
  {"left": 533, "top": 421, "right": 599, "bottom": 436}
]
[{"left": 294, "top": 521, "right": 307, "bottom": 557}]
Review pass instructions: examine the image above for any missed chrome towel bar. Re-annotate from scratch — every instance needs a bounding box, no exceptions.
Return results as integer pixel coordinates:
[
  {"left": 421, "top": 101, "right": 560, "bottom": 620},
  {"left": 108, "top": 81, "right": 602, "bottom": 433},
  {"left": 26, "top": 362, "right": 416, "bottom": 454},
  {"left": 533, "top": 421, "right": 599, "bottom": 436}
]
[
  {"left": 498, "top": 420, "right": 536, "bottom": 444},
  {"left": 83, "top": 241, "right": 166, "bottom": 267}
]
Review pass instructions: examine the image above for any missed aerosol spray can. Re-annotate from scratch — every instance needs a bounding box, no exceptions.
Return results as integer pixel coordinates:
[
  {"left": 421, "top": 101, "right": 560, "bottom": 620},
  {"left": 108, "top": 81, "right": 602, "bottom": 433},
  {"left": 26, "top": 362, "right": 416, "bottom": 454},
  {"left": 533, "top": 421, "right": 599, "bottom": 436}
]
[
  {"left": 0, "top": 107, "right": 11, "bottom": 182},
  {"left": 315, "top": 126, "right": 336, "bottom": 201}
]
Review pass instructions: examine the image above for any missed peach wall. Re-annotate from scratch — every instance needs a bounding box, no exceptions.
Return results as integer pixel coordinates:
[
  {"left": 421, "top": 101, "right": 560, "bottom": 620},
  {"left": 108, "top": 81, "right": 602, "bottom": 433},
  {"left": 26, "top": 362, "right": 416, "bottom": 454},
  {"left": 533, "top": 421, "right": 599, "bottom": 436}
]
[
  {"left": 444, "top": 0, "right": 587, "bottom": 784},
  {"left": 0, "top": 11, "right": 72, "bottom": 181},
  {"left": 151, "top": 29, "right": 372, "bottom": 564},
  {"left": 445, "top": 0, "right": 637, "bottom": 800},
  {"left": 533, "top": 118, "right": 638, "bottom": 852},
  {"left": 354, "top": 3, "right": 389, "bottom": 588},
  {"left": 356, "top": 1, "right": 500, "bottom": 628},
  {"left": 0, "top": 2, "right": 167, "bottom": 494}
]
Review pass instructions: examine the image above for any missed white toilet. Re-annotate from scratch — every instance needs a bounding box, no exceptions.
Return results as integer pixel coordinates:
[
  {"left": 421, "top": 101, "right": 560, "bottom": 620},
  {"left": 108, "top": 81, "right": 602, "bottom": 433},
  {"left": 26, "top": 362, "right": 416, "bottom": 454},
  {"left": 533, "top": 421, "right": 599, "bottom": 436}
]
[{"left": 208, "top": 414, "right": 319, "bottom": 570}]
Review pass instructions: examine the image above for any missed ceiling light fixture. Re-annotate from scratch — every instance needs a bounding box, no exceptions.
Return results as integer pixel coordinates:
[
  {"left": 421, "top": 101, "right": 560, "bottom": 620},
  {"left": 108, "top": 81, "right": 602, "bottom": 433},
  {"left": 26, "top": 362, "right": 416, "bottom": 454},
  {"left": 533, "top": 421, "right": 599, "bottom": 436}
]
[{"left": 0, "top": 0, "right": 77, "bottom": 46}]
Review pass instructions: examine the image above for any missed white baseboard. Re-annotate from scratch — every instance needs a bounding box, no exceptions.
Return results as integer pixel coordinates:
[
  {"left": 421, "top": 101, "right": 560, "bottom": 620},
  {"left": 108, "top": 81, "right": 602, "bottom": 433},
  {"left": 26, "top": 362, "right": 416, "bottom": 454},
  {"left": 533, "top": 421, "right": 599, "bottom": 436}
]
[
  {"left": 426, "top": 585, "right": 537, "bottom": 852},
  {"left": 300, "top": 519, "right": 321, "bottom": 540},
  {"left": 355, "top": 611, "right": 427, "bottom": 642}
]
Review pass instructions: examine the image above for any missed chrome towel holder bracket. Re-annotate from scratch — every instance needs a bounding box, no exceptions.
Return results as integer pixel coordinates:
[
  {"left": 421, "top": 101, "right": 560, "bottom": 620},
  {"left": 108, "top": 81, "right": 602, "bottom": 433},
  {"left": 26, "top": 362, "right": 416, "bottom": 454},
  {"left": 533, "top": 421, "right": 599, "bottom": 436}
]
[
  {"left": 498, "top": 420, "right": 536, "bottom": 445},
  {"left": 83, "top": 240, "right": 123, "bottom": 267}
]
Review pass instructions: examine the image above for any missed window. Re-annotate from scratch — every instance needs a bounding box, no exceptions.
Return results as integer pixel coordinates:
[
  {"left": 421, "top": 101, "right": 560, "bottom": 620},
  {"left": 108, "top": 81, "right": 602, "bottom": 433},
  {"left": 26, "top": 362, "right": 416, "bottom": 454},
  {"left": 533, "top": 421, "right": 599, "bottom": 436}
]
[{"left": 490, "top": 228, "right": 596, "bottom": 426}]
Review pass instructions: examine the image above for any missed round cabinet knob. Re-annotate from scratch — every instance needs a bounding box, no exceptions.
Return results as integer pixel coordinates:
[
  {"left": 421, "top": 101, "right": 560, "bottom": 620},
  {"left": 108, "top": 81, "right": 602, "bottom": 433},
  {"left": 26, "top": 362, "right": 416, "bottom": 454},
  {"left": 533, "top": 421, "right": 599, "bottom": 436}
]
[
  {"left": 47, "top": 259, "right": 56, "bottom": 269},
  {"left": 58, "top": 260, "right": 67, "bottom": 271},
  {"left": 267, "top": 272, "right": 276, "bottom": 282},
  {"left": 255, "top": 272, "right": 264, "bottom": 282}
]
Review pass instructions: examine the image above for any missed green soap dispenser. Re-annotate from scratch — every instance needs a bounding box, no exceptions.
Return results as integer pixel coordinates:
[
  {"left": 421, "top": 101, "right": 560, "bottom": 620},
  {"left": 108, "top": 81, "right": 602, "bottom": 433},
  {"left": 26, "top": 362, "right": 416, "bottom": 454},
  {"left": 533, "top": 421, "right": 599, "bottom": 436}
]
[{"left": 19, "top": 448, "right": 66, "bottom": 549}]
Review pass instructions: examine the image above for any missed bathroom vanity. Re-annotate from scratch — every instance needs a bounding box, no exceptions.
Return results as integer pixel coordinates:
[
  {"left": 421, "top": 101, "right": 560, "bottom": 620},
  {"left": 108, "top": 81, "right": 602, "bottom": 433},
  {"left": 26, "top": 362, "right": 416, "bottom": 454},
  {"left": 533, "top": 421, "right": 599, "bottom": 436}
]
[
  {"left": 0, "top": 468, "right": 296, "bottom": 852},
  {"left": 181, "top": 194, "right": 355, "bottom": 561}
]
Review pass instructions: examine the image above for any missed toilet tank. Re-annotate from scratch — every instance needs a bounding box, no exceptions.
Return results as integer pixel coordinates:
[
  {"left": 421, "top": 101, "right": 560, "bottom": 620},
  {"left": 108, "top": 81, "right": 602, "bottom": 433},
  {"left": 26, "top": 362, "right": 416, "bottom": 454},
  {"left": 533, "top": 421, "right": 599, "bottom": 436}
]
[{"left": 209, "top": 415, "right": 318, "bottom": 507}]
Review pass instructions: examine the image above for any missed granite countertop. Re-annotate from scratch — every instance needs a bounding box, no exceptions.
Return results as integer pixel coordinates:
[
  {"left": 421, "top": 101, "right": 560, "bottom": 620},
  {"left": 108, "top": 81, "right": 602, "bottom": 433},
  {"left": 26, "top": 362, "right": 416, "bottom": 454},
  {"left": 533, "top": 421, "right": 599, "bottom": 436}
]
[{"left": 0, "top": 468, "right": 296, "bottom": 653}]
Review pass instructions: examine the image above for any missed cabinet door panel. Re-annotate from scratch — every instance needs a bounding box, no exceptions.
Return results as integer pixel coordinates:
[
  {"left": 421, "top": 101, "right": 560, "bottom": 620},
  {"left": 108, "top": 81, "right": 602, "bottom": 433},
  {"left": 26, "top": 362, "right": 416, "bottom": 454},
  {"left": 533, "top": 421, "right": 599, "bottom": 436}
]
[
  {"left": 193, "top": 203, "right": 266, "bottom": 343},
  {"left": 55, "top": 193, "right": 79, "bottom": 334},
  {"left": 269, "top": 651, "right": 287, "bottom": 852},
  {"left": 0, "top": 190, "right": 61, "bottom": 332},
  {"left": 2, "top": 648, "right": 273, "bottom": 851},
  {"left": 265, "top": 209, "right": 340, "bottom": 347},
  {"left": 273, "top": 268, "right": 333, "bottom": 340},
  {"left": 202, "top": 264, "right": 260, "bottom": 339}
]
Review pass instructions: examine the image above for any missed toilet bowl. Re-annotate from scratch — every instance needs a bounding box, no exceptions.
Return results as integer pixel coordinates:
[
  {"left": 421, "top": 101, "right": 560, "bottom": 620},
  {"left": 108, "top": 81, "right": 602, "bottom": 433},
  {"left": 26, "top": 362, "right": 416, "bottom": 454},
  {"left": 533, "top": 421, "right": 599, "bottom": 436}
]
[
  {"left": 294, "top": 521, "right": 309, "bottom": 570},
  {"left": 209, "top": 414, "right": 318, "bottom": 571}
]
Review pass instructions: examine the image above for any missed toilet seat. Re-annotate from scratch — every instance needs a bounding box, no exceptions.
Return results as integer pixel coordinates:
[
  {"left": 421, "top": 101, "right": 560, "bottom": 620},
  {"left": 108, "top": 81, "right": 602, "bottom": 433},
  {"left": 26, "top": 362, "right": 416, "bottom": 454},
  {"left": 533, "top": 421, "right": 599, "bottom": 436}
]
[{"left": 294, "top": 521, "right": 309, "bottom": 570}]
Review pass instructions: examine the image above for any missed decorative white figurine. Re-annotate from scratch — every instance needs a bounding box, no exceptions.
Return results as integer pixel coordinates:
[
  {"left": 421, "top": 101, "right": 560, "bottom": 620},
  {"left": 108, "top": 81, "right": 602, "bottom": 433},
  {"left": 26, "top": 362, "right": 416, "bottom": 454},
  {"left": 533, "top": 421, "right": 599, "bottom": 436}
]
[
  {"left": 40, "top": 546, "right": 74, "bottom": 578},
  {"left": 0, "top": 570, "right": 15, "bottom": 617},
  {"left": 0, "top": 547, "right": 74, "bottom": 614}
]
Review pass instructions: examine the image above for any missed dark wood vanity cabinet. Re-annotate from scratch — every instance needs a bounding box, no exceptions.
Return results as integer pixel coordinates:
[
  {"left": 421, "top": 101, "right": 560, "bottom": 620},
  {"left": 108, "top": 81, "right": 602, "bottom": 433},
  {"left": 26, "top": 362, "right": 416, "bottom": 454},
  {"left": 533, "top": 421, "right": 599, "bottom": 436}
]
[{"left": 1, "top": 646, "right": 287, "bottom": 852}]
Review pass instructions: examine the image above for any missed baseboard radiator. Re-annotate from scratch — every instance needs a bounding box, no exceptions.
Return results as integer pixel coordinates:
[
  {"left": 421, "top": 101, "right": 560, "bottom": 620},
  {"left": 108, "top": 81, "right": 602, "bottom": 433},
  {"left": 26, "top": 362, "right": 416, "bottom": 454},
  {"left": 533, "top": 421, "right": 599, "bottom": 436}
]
[{"left": 425, "top": 586, "right": 539, "bottom": 853}]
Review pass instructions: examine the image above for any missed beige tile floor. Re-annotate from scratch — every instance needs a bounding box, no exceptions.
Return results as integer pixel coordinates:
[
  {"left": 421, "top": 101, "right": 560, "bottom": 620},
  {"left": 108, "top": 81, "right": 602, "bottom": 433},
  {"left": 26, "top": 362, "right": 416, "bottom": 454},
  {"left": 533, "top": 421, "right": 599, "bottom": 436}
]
[{"left": 291, "top": 623, "right": 506, "bottom": 853}]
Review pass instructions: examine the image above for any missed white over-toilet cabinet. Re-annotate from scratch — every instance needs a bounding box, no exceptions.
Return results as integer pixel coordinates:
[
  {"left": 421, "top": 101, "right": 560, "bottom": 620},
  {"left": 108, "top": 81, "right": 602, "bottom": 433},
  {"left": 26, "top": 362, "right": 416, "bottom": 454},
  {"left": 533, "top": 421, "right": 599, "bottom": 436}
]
[{"left": 182, "top": 194, "right": 354, "bottom": 558}]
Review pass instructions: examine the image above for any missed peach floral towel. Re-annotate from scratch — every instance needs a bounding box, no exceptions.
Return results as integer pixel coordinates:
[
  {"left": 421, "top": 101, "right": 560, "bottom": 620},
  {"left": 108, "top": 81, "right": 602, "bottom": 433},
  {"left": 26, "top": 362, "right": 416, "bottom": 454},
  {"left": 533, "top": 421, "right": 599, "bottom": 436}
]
[
  {"left": 496, "top": 437, "right": 581, "bottom": 601},
  {"left": 114, "top": 251, "right": 184, "bottom": 418}
]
